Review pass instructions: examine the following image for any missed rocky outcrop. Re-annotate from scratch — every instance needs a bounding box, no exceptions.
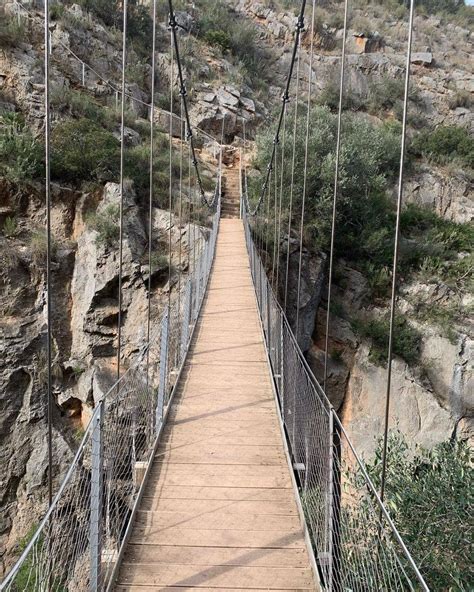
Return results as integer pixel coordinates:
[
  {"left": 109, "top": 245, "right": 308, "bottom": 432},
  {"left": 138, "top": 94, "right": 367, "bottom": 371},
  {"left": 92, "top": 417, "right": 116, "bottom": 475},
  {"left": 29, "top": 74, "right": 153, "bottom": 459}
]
[
  {"left": 404, "top": 165, "right": 473, "bottom": 223},
  {"left": 341, "top": 344, "right": 455, "bottom": 459},
  {"left": 281, "top": 239, "right": 327, "bottom": 353},
  {"left": 191, "top": 84, "right": 262, "bottom": 142}
]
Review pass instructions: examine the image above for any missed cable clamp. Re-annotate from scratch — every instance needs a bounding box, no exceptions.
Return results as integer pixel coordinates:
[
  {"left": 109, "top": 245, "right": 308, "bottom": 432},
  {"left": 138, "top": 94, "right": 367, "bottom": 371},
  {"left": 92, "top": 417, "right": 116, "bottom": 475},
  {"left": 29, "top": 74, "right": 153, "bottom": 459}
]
[
  {"left": 179, "top": 85, "right": 187, "bottom": 97},
  {"left": 168, "top": 13, "right": 177, "bottom": 29},
  {"left": 296, "top": 16, "right": 305, "bottom": 31}
]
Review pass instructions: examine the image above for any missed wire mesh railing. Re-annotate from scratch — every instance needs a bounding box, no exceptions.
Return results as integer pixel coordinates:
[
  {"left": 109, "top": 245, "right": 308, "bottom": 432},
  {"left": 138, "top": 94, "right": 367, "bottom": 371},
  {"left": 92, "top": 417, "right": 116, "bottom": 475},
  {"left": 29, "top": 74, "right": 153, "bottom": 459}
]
[
  {"left": 1, "top": 197, "right": 220, "bottom": 592},
  {"left": 243, "top": 209, "right": 429, "bottom": 592}
]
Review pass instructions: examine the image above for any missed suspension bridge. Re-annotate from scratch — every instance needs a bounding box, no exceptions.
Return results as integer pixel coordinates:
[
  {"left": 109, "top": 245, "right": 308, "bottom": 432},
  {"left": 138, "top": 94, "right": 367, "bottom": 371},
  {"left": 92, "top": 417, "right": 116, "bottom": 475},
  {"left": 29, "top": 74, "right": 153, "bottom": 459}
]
[{"left": 1, "top": 0, "right": 432, "bottom": 590}]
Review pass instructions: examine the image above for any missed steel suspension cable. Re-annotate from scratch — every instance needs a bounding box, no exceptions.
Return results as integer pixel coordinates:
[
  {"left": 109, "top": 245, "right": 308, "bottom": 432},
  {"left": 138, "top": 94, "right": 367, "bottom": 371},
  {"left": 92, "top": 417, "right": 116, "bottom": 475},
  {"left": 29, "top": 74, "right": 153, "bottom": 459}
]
[
  {"left": 168, "top": 27, "right": 174, "bottom": 311},
  {"left": 275, "top": 102, "right": 287, "bottom": 295},
  {"left": 44, "top": 0, "right": 53, "bottom": 510},
  {"left": 283, "top": 38, "right": 302, "bottom": 313},
  {"left": 295, "top": 0, "right": 317, "bottom": 340},
  {"left": 380, "top": 0, "right": 416, "bottom": 504},
  {"left": 146, "top": 0, "right": 157, "bottom": 391},
  {"left": 116, "top": 0, "right": 128, "bottom": 381},
  {"left": 323, "top": 0, "right": 349, "bottom": 392},
  {"left": 177, "top": 99, "right": 185, "bottom": 335},
  {"left": 272, "top": 141, "right": 279, "bottom": 287},
  {"left": 245, "top": 0, "right": 306, "bottom": 217},
  {"left": 167, "top": 0, "right": 214, "bottom": 209}
]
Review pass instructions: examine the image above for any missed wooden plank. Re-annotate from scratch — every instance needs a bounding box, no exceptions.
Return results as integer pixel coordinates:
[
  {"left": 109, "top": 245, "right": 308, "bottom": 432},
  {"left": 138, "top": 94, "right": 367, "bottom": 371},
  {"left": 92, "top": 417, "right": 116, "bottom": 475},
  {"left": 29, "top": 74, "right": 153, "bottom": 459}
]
[
  {"left": 119, "top": 564, "right": 314, "bottom": 588},
  {"left": 129, "top": 527, "right": 307, "bottom": 549},
  {"left": 145, "top": 473, "right": 292, "bottom": 490},
  {"left": 140, "top": 486, "right": 298, "bottom": 503},
  {"left": 117, "top": 588, "right": 312, "bottom": 592},
  {"left": 139, "top": 498, "right": 297, "bottom": 515},
  {"left": 134, "top": 510, "right": 302, "bottom": 532},
  {"left": 123, "top": 545, "right": 307, "bottom": 567}
]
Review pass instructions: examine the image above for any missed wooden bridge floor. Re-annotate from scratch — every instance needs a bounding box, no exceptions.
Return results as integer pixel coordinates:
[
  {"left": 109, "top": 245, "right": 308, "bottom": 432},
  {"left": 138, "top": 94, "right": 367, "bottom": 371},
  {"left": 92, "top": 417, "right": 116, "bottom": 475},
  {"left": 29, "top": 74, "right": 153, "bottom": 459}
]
[{"left": 116, "top": 218, "right": 316, "bottom": 591}]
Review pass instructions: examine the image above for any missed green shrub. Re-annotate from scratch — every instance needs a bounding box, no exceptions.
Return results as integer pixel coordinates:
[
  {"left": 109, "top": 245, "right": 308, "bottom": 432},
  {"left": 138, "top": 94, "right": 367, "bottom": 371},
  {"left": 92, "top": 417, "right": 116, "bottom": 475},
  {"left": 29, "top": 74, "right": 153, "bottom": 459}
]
[
  {"left": 410, "top": 124, "right": 474, "bottom": 168},
  {"left": 351, "top": 315, "right": 421, "bottom": 365},
  {"left": 0, "top": 113, "right": 43, "bottom": 183},
  {"left": 86, "top": 204, "right": 120, "bottom": 247},
  {"left": 51, "top": 118, "right": 119, "bottom": 183},
  {"left": 3, "top": 216, "right": 18, "bottom": 238},
  {"left": 76, "top": 0, "right": 152, "bottom": 55},
  {"left": 30, "top": 230, "right": 58, "bottom": 268},
  {"left": 448, "top": 89, "right": 473, "bottom": 110},
  {"left": 0, "top": 14, "right": 25, "bottom": 47},
  {"left": 123, "top": 135, "right": 180, "bottom": 205},
  {"left": 50, "top": 4, "right": 65, "bottom": 20},
  {"left": 365, "top": 433, "right": 473, "bottom": 591},
  {"left": 204, "top": 30, "right": 231, "bottom": 51},
  {"left": 196, "top": 0, "right": 270, "bottom": 85},
  {"left": 251, "top": 108, "right": 472, "bottom": 298}
]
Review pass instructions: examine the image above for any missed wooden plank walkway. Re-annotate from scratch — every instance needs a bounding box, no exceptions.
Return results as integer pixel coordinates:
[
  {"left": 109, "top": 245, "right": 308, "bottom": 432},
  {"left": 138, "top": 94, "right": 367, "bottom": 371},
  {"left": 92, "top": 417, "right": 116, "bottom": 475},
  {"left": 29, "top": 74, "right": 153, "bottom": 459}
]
[{"left": 115, "top": 215, "right": 317, "bottom": 591}]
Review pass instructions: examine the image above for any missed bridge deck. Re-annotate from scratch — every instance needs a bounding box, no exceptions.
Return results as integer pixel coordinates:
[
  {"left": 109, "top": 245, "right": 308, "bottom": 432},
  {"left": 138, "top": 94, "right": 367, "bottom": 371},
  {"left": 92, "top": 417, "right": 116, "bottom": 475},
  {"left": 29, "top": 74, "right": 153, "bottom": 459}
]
[{"left": 116, "top": 218, "right": 316, "bottom": 591}]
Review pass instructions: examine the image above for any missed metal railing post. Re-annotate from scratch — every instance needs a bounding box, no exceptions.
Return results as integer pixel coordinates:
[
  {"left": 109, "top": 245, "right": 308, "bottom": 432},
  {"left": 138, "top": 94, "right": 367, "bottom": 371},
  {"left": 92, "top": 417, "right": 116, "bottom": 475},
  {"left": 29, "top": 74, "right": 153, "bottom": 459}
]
[
  {"left": 330, "top": 411, "right": 342, "bottom": 592},
  {"left": 90, "top": 402, "right": 103, "bottom": 591},
  {"left": 181, "top": 281, "right": 192, "bottom": 357},
  {"left": 156, "top": 307, "right": 169, "bottom": 431},
  {"left": 195, "top": 253, "right": 203, "bottom": 321}
]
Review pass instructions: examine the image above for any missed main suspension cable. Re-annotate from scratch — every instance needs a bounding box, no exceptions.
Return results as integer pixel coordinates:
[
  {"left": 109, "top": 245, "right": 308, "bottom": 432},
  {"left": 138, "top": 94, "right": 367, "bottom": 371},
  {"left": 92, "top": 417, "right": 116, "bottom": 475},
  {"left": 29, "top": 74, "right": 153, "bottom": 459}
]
[
  {"left": 167, "top": 0, "right": 216, "bottom": 209},
  {"left": 295, "top": 0, "right": 317, "bottom": 341},
  {"left": 116, "top": 0, "right": 128, "bottom": 381},
  {"left": 323, "top": 0, "right": 349, "bottom": 392},
  {"left": 380, "top": 0, "right": 416, "bottom": 504},
  {"left": 244, "top": 0, "right": 307, "bottom": 217}
]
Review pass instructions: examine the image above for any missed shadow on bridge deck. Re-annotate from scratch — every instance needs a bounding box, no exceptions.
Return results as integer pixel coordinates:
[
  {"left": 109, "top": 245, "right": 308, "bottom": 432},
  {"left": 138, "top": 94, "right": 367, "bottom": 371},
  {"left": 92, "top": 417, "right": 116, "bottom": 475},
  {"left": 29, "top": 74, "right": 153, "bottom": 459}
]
[{"left": 115, "top": 219, "right": 318, "bottom": 591}]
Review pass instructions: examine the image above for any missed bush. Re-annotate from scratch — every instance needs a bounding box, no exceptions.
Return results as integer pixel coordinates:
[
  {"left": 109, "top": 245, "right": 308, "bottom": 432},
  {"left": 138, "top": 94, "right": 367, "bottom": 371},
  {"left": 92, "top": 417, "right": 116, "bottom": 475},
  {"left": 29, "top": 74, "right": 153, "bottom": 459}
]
[
  {"left": 30, "top": 230, "right": 58, "bottom": 268},
  {"left": 196, "top": 0, "right": 270, "bottom": 85},
  {"left": 0, "top": 113, "right": 43, "bottom": 183},
  {"left": 204, "top": 30, "right": 231, "bottom": 51},
  {"left": 351, "top": 315, "right": 422, "bottom": 366},
  {"left": 76, "top": 0, "right": 152, "bottom": 55},
  {"left": 250, "top": 106, "right": 401, "bottom": 256},
  {"left": 86, "top": 204, "right": 120, "bottom": 247},
  {"left": 0, "top": 14, "right": 25, "bottom": 47},
  {"left": 410, "top": 124, "right": 474, "bottom": 168},
  {"left": 123, "top": 134, "right": 180, "bottom": 205},
  {"left": 365, "top": 433, "right": 473, "bottom": 591},
  {"left": 51, "top": 118, "right": 119, "bottom": 183},
  {"left": 251, "top": 108, "right": 472, "bottom": 298},
  {"left": 448, "top": 89, "right": 473, "bottom": 110},
  {"left": 3, "top": 216, "right": 18, "bottom": 238}
]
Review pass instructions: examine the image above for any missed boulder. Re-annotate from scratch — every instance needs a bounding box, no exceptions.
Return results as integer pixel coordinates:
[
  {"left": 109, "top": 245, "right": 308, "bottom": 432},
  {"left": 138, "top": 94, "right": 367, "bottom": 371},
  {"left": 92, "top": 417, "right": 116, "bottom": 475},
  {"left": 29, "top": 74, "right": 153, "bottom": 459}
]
[{"left": 411, "top": 52, "right": 433, "bottom": 66}]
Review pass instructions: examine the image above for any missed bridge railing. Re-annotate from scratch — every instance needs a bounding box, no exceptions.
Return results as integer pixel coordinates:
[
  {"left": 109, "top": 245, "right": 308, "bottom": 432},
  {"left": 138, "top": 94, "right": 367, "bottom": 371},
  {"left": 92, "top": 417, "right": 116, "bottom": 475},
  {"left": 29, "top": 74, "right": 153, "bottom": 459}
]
[
  {"left": 1, "top": 199, "right": 221, "bottom": 592},
  {"left": 243, "top": 210, "right": 429, "bottom": 592}
]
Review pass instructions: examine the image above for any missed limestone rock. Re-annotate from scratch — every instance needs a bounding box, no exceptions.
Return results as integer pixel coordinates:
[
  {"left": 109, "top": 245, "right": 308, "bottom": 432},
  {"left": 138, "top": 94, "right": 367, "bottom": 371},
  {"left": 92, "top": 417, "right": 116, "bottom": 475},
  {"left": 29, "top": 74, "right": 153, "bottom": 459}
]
[
  {"left": 342, "top": 344, "right": 454, "bottom": 459},
  {"left": 411, "top": 52, "right": 434, "bottom": 66},
  {"left": 282, "top": 242, "right": 327, "bottom": 353}
]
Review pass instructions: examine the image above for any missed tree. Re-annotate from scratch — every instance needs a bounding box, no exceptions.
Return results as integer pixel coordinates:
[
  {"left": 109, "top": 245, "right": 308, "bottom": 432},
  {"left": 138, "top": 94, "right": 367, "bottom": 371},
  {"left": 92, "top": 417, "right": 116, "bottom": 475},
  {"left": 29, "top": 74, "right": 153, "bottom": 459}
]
[{"left": 365, "top": 432, "right": 473, "bottom": 591}]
